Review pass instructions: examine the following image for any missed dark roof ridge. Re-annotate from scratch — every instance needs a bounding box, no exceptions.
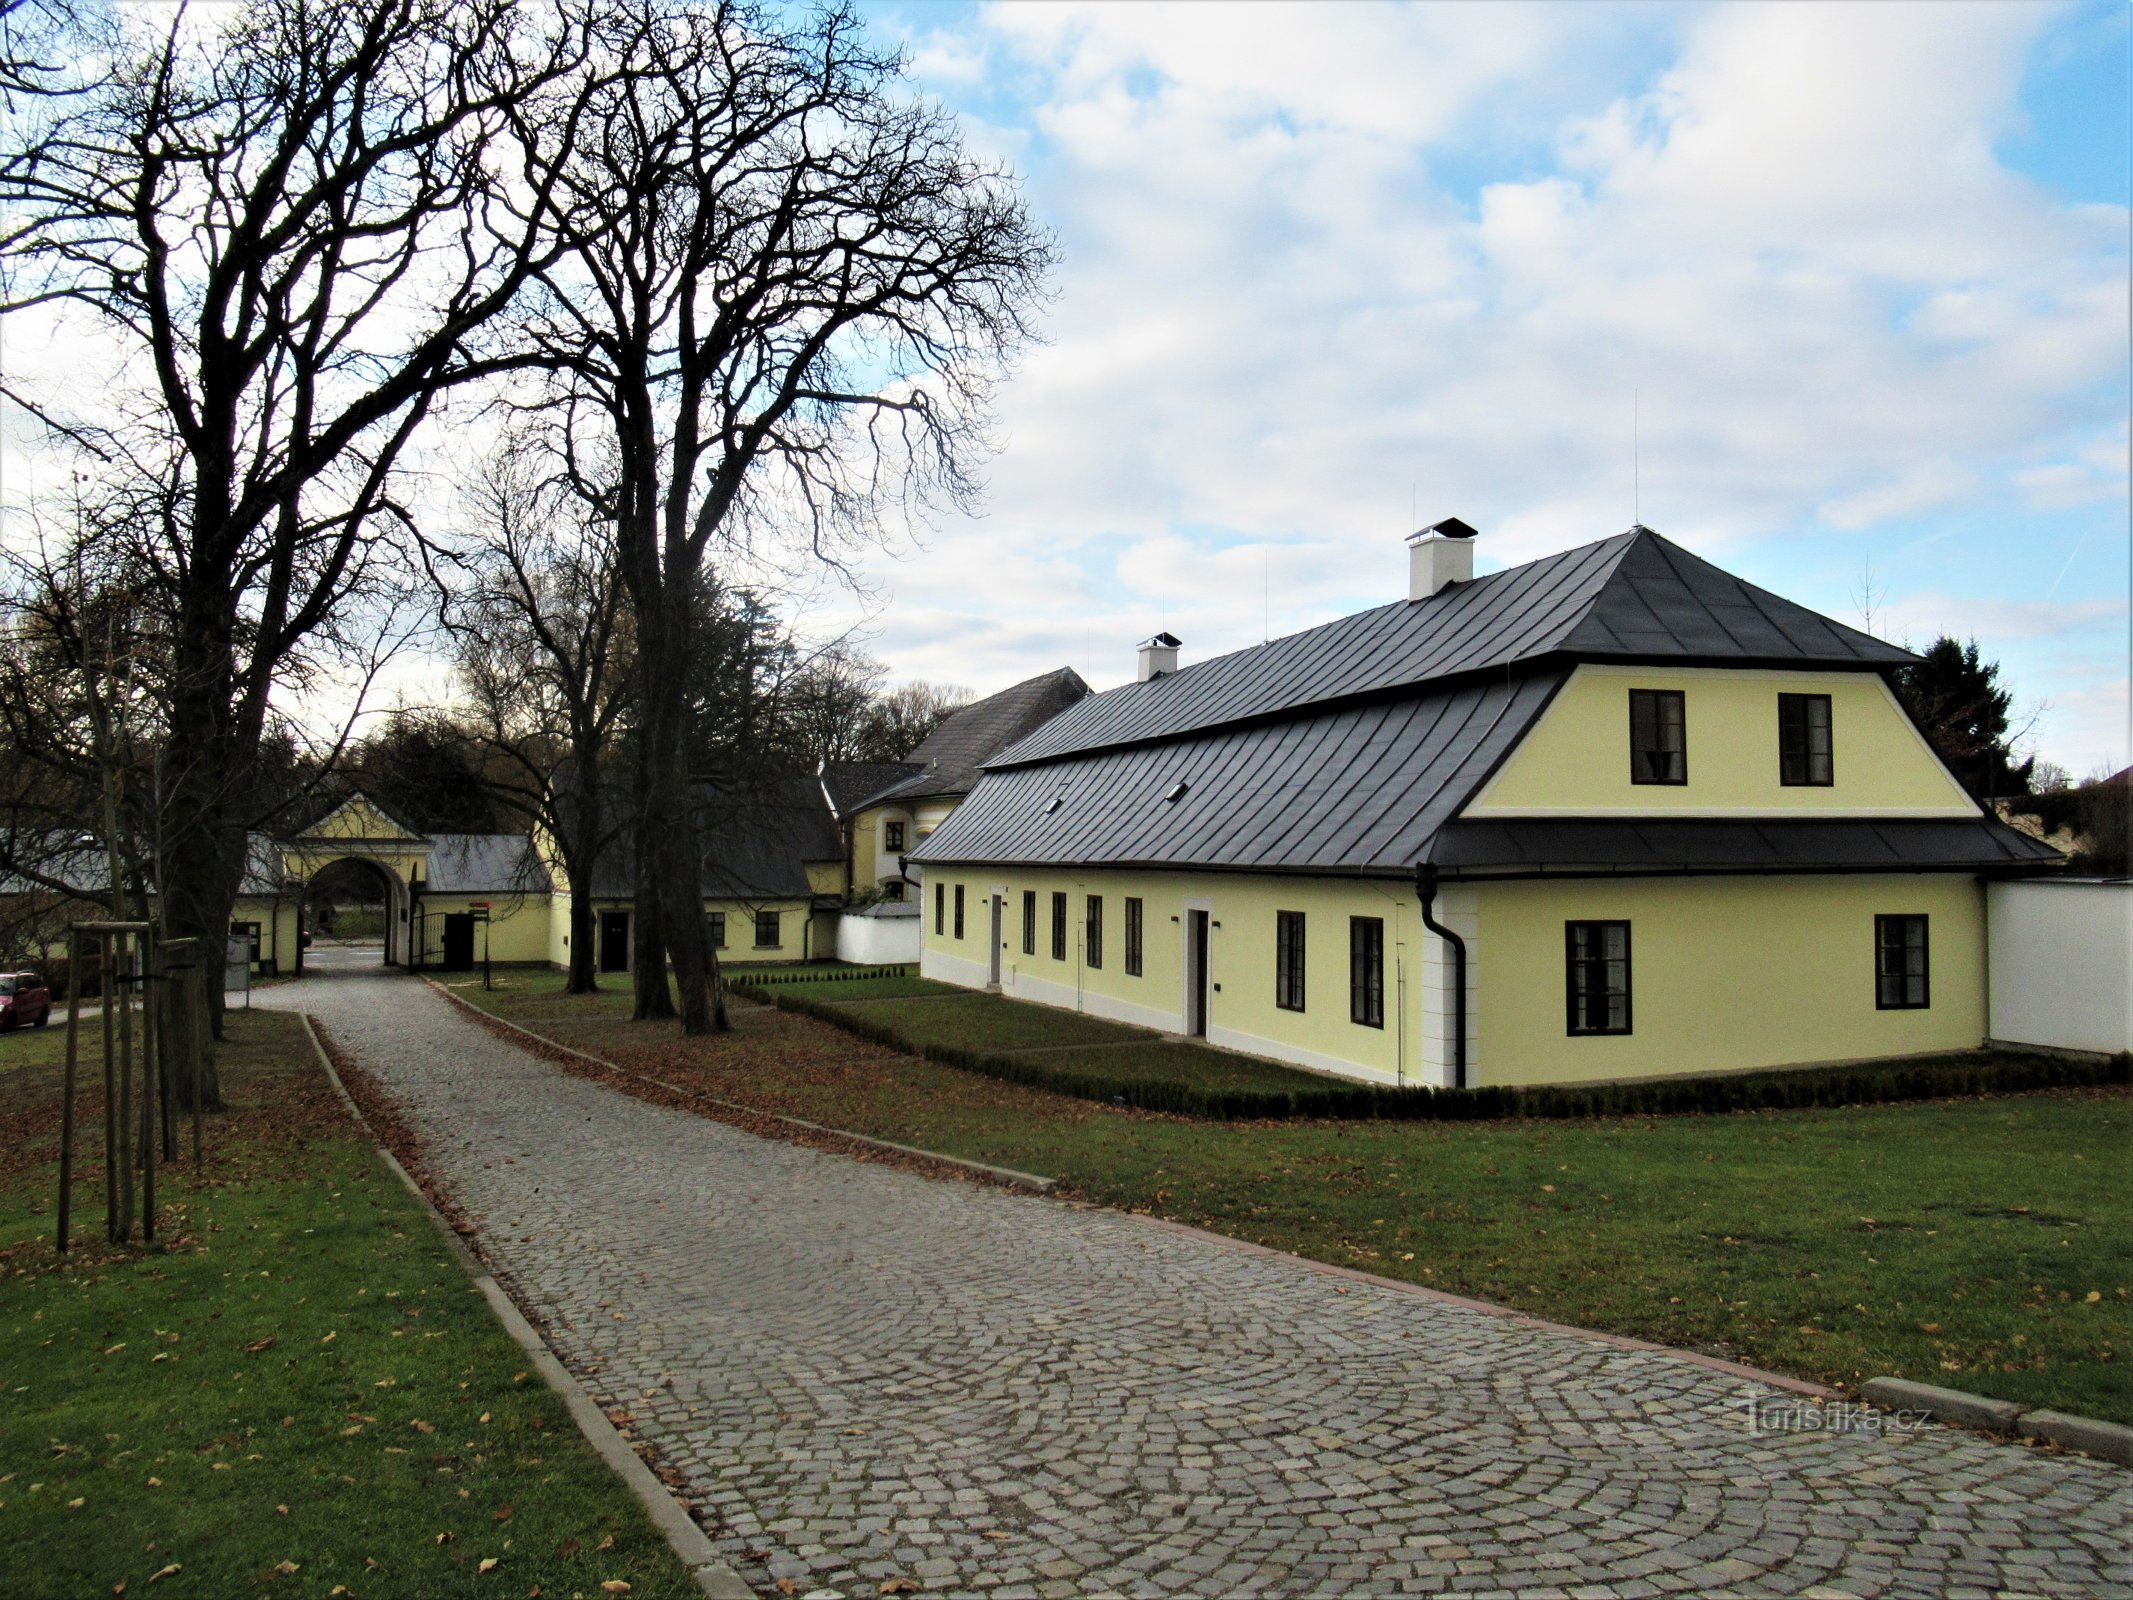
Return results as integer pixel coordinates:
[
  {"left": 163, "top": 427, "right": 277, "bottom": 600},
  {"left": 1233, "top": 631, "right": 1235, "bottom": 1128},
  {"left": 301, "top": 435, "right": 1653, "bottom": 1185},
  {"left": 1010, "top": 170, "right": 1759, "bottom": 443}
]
[{"left": 990, "top": 526, "right": 1911, "bottom": 769}]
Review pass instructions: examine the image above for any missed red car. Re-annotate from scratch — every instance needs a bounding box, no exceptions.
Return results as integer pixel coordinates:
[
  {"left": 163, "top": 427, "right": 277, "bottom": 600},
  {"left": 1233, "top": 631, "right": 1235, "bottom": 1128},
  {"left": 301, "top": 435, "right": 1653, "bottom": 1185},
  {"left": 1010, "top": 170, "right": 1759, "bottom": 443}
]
[{"left": 0, "top": 971, "right": 53, "bottom": 1030}]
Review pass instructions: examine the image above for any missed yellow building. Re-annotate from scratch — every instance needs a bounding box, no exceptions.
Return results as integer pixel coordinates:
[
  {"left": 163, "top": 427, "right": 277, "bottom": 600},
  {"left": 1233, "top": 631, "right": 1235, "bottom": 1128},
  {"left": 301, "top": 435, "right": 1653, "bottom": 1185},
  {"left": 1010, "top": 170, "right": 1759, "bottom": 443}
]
[
  {"left": 910, "top": 523, "right": 2061, "bottom": 1089},
  {"left": 830, "top": 667, "right": 1090, "bottom": 903}
]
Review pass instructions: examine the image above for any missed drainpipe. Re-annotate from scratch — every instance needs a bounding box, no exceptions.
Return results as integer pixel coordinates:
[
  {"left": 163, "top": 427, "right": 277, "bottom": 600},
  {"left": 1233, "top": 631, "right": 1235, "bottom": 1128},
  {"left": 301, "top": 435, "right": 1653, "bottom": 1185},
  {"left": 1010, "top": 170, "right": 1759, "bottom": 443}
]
[{"left": 1415, "top": 861, "right": 1468, "bottom": 1089}]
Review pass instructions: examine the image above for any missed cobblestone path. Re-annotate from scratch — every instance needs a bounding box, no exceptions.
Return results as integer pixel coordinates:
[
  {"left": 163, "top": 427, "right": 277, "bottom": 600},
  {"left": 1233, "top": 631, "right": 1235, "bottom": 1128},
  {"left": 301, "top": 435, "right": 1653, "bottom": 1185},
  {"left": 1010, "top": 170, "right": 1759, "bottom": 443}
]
[{"left": 275, "top": 969, "right": 2133, "bottom": 1599}]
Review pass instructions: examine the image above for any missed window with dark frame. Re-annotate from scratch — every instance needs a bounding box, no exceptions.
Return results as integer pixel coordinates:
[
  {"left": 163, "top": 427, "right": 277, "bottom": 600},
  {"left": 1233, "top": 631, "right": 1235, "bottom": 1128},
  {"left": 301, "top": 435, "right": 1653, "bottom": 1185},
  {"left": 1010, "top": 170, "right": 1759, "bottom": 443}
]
[
  {"left": 1565, "top": 921, "right": 1632, "bottom": 1035},
  {"left": 1875, "top": 915, "right": 1929, "bottom": 1009},
  {"left": 934, "top": 881, "right": 944, "bottom": 936},
  {"left": 1276, "top": 910, "right": 1306, "bottom": 1012},
  {"left": 708, "top": 912, "right": 727, "bottom": 949},
  {"left": 1050, "top": 892, "right": 1067, "bottom": 961},
  {"left": 1124, "top": 897, "right": 1143, "bottom": 976},
  {"left": 953, "top": 883, "right": 965, "bottom": 940},
  {"left": 1022, "top": 889, "right": 1036, "bottom": 955},
  {"left": 1085, "top": 895, "right": 1104, "bottom": 969},
  {"left": 1629, "top": 689, "right": 1687, "bottom": 785},
  {"left": 753, "top": 909, "right": 779, "bottom": 948},
  {"left": 884, "top": 880, "right": 903, "bottom": 902},
  {"left": 885, "top": 819, "right": 906, "bottom": 852},
  {"left": 1348, "top": 916, "right": 1383, "bottom": 1028},
  {"left": 1778, "top": 693, "right": 1834, "bottom": 786}
]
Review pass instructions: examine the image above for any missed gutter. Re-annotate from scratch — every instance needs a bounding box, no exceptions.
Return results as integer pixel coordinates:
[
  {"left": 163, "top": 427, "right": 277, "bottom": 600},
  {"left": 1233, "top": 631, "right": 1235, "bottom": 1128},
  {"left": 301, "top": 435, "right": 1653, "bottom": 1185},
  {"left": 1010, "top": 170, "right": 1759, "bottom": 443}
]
[{"left": 1414, "top": 861, "right": 1468, "bottom": 1090}]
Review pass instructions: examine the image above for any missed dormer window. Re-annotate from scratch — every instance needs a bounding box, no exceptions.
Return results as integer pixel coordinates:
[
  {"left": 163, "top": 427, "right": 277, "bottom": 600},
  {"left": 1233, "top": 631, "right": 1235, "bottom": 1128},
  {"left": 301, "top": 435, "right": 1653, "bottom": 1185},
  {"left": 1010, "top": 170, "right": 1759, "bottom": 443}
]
[{"left": 1629, "top": 689, "right": 1686, "bottom": 785}]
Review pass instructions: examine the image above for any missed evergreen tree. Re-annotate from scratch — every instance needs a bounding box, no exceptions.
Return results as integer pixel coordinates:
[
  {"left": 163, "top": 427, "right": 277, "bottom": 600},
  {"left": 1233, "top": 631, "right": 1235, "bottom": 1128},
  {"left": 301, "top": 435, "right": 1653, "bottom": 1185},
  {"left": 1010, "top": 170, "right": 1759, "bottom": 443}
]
[{"left": 1892, "top": 636, "right": 2035, "bottom": 800}]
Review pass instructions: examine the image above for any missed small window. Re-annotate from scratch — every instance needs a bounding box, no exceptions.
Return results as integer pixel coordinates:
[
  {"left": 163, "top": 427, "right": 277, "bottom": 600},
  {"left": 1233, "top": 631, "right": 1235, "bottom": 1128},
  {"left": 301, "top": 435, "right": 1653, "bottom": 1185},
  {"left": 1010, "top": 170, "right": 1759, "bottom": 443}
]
[
  {"left": 1085, "top": 895, "right": 1103, "bottom": 969},
  {"left": 883, "top": 880, "right": 903, "bottom": 902},
  {"left": 1348, "top": 917, "right": 1383, "bottom": 1028},
  {"left": 1022, "top": 889, "right": 1036, "bottom": 956},
  {"left": 885, "top": 819, "right": 906, "bottom": 852},
  {"left": 1875, "top": 915, "right": 1929, "bottom": 1009},
  {"left": 934, "top": 881, "right": 945, "bottom": 936},
  {"left": 231, "top": 920, "right": 262, "bottom": 962},
  {"left": 708, "top": 912, "right": 727, "bottom": 949},
  {"left": 1629, "top": 689, "right": 1687, "bottom": 785},
  {"left": 1565, "top": 921, "right": 1631, "bottom": 1035},
  {"left": 953, "top": 883, "right": 965, "bottom": 941},
  {"left": 1124, "top": 897, "right": 1143, "bottom": 977},
  {"left": 1275, "top": 910, "right": 1306, "bottom": 1012},
  {"left": 1050, "top": 892, "right": 1067, "bottom": 961},
  {"left": 753, "top": 910, "right": 779, "bottom": 948},
  {"left": 1779, "top": 693, "right": 1834, "bottom": 786}
]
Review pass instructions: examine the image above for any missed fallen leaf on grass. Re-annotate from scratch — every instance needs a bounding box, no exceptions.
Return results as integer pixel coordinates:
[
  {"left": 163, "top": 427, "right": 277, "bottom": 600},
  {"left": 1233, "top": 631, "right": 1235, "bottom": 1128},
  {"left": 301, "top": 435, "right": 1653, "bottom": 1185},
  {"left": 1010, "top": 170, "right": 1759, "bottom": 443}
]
[
  {"left": 145, "top": 1478, "right": 160, "bottom": 1488},
  {"left": 493, "top": 1504, "right": 513, "bottom": 1522},
  {"left": 478, "top": 1557, "right": 499, "bottom": 1574},
  {"left": 1920, "top": 1322, "right": 1943, "bottom": 1334},
  {"left": 374, "top": 1377, "right": 396, "bottom": 1389},
  {"left": 272, "top": 1561, "right": 298, "bottom": 1575},
  {"left": 147, "top": 1566, "right": 181, "bottom": 1585},
  {"left": 410, "top": 1419, "right": 435, "bottom": 1434},
  {"left": 276, "top": 1505, "right": 288, "bottom": 1516},
  {"left": 68, "top": 1498, "right": 84, "bottom": 1509},
  {"left": 596, "top": 1535, "right": 614, "bottom": 1551},
  {"left": 244, "top": 1337, "right": 276, "bottom": 1354},
  {"left": 435, "top": 1532, "right": 455, "bottom": 1546},
  {"left": 321, "top": 1332, "right": 335, "bottom": 1344},
  {"left": 556, "top": 1539, "right": 578, "bottom": 1557},
  {"left": 599, "top": 1584, "right": 630, "bottom": 1596}
]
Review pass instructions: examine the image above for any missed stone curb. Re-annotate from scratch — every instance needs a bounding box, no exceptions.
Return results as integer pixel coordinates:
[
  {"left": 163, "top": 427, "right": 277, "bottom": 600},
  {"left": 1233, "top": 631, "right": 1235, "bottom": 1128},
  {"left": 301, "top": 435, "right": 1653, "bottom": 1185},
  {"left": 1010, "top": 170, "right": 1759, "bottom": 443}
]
[
  {"left": 425, "top": 977, "right": 1057, "bottom": 1193},
  {"left": 1861, "top": 1376, "right": 2133, "bottom": 1468},
  {"left": 296, "top": 1014, "right": 753, "bottom": 1600}
]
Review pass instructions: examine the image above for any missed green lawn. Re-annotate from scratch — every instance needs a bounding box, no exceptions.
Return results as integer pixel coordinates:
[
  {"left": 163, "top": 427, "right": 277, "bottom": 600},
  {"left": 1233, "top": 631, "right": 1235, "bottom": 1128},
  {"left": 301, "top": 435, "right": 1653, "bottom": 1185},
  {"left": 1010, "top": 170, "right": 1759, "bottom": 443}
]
[
  {"left": 0, "top": 1010, "right": 697, "bottom": 1598},
  {"left": 1013, "top": 1040, "right": 1342, "bottom": 1095},
  {"left": 454, "top": 985, "right": 2133, "bottom": 1425},
  {"left": 838, "top": 993, "right": 1161, "bottom": 1052}
]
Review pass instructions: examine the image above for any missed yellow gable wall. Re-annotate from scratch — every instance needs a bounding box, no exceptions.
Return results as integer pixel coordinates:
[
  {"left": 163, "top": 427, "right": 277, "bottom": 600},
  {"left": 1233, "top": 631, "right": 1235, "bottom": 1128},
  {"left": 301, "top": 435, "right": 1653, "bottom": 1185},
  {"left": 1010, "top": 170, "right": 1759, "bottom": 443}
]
[
  {"left": 1479, "top": 873, "right": 1986, "bottom": 1085},
  {"left": 303, "top": 795, "right": 421, "bottom": 841},
  {"left": 1466, "top": 665, "right": 1977, "bottom": 818}
]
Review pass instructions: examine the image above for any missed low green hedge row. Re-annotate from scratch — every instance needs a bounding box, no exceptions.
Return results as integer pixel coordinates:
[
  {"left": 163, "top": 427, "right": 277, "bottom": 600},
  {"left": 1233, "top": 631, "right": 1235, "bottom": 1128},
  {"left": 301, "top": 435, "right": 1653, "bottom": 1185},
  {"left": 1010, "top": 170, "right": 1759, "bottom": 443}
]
[
  {"left": 741, "top": 984, "right": 2133, "bottom": 1123},
  {"left": 727, "top": 964, "right": 912, "bottom": 989}
]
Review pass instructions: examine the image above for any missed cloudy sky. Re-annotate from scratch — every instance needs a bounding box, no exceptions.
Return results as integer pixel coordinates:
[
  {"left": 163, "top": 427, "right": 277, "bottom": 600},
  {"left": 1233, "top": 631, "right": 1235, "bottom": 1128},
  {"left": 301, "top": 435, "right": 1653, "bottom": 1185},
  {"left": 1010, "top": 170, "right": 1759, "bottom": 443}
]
[{"left": 820, "top": 0, "right": 2129, "bottom": 778}]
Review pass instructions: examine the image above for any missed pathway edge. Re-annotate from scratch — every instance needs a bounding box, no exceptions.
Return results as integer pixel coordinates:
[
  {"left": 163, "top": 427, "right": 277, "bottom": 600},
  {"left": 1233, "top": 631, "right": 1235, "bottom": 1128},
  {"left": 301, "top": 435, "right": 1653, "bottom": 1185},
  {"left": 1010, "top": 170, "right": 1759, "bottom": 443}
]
[
  {"left": 426, "top": 978, "right": 1057, "bottom": 1192},
  {"left": 297, "top": 1012, "right": 753, "bottom": 1600}
]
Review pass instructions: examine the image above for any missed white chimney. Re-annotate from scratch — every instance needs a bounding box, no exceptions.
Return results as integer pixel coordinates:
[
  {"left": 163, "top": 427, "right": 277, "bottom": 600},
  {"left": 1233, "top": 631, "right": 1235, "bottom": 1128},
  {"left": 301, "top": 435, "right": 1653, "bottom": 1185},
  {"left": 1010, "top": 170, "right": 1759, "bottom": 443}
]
[
  {"left": 1408, "top": 516, "right": 1478, "bottom": 601},
  {"left": 1137, "top": 631, "right": 1182, "bottom": 682}
]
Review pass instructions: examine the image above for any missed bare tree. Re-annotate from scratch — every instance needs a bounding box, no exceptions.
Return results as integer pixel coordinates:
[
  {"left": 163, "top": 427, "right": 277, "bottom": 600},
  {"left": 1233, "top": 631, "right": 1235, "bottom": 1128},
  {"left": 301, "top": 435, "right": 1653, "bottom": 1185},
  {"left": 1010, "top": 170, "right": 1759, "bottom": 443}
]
[
  {"left": 0, "top": 0, "right": 604, "bottom": 1092},
  {"left": 521, "top": 0, "right": 1051, "bottom": 1031},
  {"left": 437, "top": 444, "right": 630, "bottom": 994},
  {"left": 859, "top": 679, "right": 973, "bottom": 762}
]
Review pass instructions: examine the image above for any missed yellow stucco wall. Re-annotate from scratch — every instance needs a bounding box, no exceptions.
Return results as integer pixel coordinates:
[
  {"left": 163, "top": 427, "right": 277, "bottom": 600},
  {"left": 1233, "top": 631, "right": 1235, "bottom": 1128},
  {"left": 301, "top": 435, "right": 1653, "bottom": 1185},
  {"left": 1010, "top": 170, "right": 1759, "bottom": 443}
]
[
  {"left": 1468, "top": 665, "right": 1978, "bottom": 817},
  {"left": 411, "top": 894, "right": 553, "bottom": 966},
  {"left": 230, "top": 895, "right": 303, "bottom": 974},
  {"left": 1478, "top": 873, "right": 1987, "bottom": 1084},
  {"left": 921, "top": 866, "right": 1989, "bottom": 1088},
  {"left": 923, "top": 868, "right": 1433, "bottom": 1083}
]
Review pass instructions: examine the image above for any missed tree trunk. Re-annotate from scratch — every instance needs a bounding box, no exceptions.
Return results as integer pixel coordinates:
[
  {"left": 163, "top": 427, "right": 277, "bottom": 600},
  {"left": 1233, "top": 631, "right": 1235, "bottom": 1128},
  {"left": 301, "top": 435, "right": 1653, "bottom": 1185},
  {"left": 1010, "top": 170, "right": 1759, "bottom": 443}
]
[
  {"left": 564, "top": 781, "right": 601, "bottom": 994},
  {"left": 640, "top": 607, "right": 719, "bottom": 1035},
  {"left": 629, "top": 668, "right": 676, "bottom": 1021}
]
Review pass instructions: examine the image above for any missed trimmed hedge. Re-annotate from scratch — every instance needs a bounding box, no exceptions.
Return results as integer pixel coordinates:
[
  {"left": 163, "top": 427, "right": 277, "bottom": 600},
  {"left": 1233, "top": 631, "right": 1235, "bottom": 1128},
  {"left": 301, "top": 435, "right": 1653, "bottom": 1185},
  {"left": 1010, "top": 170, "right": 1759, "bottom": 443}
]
[
  {"left": 728, "top": 964, "right": 912, "bottom": 990},
  {"left": 743, "top": 985, "right": 2133, "bottom": 1123}
]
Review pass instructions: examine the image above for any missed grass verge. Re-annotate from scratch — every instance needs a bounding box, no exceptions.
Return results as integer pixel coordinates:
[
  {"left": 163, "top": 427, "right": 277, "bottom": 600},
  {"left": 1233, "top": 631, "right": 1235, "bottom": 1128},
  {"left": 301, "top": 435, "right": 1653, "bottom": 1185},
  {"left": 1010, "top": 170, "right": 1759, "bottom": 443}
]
[
  {"left": 0, "top": 1009, "right": 698, "bottom": 1598},
  {"left": 453, "top": 984, "right": 2133, "bottom": 1426}
]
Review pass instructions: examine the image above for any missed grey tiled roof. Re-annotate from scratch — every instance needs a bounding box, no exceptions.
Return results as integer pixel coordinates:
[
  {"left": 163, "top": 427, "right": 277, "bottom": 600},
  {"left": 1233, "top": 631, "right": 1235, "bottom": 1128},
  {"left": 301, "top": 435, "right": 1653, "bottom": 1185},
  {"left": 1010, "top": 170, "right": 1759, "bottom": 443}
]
[
  {"left": 821, "top": 761, "right": 923, "bottom": 817},
  {"left": 860, "top": 668, "right": 1091, "bottom": 806},
  {"left": 420, "top": 834, "right": 552, "bottom": 894},
  {"left": 993, "top": 528, "right": 1913, "bottom": 768},
  {"left": 912, "top": 674, "right": 1562, "bottom": 876}
]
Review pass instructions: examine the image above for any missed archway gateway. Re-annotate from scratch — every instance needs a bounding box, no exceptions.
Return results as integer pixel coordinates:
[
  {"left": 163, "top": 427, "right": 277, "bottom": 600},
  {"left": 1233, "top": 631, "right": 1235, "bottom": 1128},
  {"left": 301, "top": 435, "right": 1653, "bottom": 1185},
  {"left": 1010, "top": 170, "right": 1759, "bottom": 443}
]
[{"left": 280, "top": 795, "right": 431, "bottom": 971}]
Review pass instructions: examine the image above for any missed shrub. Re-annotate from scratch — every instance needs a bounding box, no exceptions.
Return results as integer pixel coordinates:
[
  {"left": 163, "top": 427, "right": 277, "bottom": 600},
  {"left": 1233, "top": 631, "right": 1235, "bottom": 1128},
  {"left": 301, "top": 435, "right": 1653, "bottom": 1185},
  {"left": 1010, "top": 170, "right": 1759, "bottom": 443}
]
[{"left": 752, "top": 987, "right": 2133, "bottom": 1124}]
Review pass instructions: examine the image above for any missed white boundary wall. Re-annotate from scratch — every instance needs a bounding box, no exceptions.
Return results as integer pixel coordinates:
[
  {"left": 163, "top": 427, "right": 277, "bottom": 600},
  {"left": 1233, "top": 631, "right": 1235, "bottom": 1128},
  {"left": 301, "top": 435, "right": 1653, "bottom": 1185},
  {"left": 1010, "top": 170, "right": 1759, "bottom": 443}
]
[
  {"left": 1988, "top": 879, "right": 2132, "bottom": 1055},
  {"left": 837, "top": 906, "right": 922, "bottom": 967}
]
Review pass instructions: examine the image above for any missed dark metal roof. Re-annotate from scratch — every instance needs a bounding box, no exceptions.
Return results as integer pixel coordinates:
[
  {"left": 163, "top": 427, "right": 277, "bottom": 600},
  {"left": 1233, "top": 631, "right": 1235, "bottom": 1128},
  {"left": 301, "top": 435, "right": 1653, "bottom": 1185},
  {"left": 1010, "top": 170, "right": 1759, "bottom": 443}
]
[
  {"left": 859, "top": 666, "right": 1092, "bottom": 805},
  {"left": 994, "top": 527, "right": 1913, "bottom": 768},
  {"left": 578, "top": 776, "right": 844, "bottom": 900},
  {"left": 1430, "top": 818, "right": 2062, "bottom": 876},
  {"left": 911, "top": 673, "right": 1564, "bottom": 876},
  {"left": 420, "top": 834, "right": 552, "bottom": 894}
]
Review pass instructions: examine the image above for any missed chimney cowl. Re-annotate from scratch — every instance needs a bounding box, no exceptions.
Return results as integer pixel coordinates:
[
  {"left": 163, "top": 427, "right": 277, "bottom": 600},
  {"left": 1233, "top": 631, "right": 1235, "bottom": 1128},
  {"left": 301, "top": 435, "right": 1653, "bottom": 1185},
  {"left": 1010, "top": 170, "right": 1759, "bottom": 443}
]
[
  {"left": 1137, "top": 631, "right": 1182, "bottom": 682},
  {"left": 1407, "top": 518, "right": 1477, "bottom": 601}
]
